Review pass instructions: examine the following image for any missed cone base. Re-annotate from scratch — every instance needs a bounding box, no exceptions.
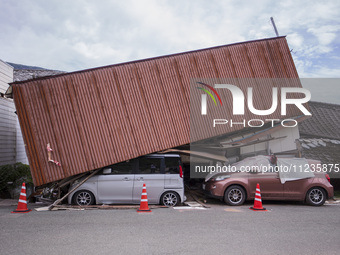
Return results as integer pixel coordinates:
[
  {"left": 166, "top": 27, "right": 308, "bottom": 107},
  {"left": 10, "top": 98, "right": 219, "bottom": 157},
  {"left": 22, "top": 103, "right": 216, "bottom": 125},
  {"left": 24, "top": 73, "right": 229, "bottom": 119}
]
[
  {"left": 11, "top": 209, "right": 32, "bottom": 213},
  {"left": 250, "top": 207, "right": 267, "bottom": 211},
  {"left": 137, "top": 209, "right": 152, "bottom": 213}
]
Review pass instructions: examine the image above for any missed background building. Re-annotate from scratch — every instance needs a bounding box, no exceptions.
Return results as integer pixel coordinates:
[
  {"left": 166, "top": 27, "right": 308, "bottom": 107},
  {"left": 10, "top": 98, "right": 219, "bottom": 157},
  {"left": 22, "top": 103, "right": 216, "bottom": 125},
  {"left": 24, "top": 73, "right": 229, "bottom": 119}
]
[
  {"left": 0, "top": 59, "right": 28, "bottom": 165},
  {"left": 298, "top": 101, "right": 340, "bottom": 189}
]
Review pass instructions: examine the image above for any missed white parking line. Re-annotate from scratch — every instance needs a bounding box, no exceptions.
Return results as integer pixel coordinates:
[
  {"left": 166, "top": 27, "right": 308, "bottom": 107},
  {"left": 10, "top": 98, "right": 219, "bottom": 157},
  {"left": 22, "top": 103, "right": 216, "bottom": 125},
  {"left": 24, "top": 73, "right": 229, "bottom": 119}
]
[{"left": 173, "top": 206, "right": 207, "bottom": 210}]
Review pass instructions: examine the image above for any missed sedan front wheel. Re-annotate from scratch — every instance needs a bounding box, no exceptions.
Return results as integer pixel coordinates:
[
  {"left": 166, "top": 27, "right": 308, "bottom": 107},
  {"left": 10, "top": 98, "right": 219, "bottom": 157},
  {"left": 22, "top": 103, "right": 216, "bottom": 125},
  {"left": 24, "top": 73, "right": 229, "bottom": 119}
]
[
  {"left": 73, "top": 190, "right": 95, "bottom": 206},
  {"left": 224, "top": 185, "right": 246, "bottom": 206}
]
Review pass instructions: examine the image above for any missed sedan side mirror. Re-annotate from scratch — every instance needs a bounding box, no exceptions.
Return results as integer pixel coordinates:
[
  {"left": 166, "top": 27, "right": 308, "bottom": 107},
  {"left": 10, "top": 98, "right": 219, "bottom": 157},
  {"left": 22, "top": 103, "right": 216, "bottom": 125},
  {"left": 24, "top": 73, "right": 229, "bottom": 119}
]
[{"left": 103, "top": 167, "right": 112, "bottom": 174}]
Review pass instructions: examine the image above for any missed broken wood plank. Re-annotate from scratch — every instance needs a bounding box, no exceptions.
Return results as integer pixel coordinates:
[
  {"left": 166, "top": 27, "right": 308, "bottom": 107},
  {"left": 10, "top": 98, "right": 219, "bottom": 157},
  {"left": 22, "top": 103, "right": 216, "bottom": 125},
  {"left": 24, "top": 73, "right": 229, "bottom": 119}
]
[
  {"left": 36, "top": 204, "right": 168, "bottom": 211},
  {"left": 48, "top": 168, "right": 101, "bottom": 211}
]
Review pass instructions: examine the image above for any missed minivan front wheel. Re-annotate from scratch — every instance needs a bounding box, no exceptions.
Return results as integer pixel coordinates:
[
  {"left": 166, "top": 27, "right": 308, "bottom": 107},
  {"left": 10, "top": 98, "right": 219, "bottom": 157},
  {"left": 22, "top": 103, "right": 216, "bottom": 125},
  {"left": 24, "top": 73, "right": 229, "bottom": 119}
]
[
  {"left": 161, "top": 191, "right": 180, "bottom": 207},
  {"left": 306, "top": 187, "right": 326, "bottom": 206},
  {"left": 73, "top": 190, "right": 95, "bottom": 206},
  {"left": 224, "top": 185, "right": 246, "bottom": 206}
]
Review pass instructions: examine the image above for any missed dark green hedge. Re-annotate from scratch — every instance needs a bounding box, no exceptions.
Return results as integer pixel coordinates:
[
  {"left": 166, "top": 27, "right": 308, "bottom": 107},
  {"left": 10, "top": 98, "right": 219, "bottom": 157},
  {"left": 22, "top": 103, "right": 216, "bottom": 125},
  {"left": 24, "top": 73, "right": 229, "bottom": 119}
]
[{"left": 0, "top": 163, "right": 32, "bottom": 195}]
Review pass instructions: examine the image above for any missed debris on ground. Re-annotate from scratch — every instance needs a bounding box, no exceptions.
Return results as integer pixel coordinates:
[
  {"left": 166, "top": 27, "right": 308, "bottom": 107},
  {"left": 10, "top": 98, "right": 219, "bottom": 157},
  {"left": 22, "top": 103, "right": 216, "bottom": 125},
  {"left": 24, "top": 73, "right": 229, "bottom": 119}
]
[
  {"left": 35, "top": 204, "right": 168, "bottom": 211},
  {"left": 185, "top": 184, "right": 210, "bottom": 208}
]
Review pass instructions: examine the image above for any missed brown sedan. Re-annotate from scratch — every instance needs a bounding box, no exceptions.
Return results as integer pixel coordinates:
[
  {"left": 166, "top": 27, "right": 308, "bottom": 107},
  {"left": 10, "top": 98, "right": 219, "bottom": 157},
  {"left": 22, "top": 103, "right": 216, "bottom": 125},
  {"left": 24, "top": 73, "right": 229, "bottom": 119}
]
[{"left": 203, "top": 156, "right": 334, "bottom": 206}]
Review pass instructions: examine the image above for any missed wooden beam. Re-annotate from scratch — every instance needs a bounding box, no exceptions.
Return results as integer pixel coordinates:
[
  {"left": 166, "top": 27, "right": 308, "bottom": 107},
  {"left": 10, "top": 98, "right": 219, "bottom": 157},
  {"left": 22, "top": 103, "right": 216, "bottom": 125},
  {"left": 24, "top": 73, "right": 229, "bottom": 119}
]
[{"left": 48, "top": 168, "right": 101, "bottom": 211}]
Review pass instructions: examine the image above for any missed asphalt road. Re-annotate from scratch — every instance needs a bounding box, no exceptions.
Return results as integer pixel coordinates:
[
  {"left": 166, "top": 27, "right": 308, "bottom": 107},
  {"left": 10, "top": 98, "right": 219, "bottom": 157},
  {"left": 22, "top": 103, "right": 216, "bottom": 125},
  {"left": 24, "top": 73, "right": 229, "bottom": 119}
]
[{"left": 0, "top": 202, "right": 339, "bottom": 255}]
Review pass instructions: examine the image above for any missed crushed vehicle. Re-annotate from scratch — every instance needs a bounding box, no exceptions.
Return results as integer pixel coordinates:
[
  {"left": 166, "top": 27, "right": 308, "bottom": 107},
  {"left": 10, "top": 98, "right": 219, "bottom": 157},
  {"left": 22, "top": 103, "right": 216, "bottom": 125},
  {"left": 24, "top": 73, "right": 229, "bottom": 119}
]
[
  {"left": 68, "top": 154, "right": 185, "bottom": 207},
  {"left": 203, "top": 155, "right": 334, "bottom": 206}
]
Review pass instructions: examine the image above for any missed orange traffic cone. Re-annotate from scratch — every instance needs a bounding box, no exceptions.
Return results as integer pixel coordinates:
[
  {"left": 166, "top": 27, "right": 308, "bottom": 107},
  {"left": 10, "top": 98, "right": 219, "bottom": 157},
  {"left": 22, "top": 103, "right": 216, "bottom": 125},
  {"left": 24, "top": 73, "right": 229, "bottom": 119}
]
[
  {"left": 250, "top": 183, "right": 267, "bottom": 211},
  {"left": 137, "top": 183, "right": 151, "bottom": 213},
  {"left": 12, "top": 182, "right": 32, "bottom": 213}
]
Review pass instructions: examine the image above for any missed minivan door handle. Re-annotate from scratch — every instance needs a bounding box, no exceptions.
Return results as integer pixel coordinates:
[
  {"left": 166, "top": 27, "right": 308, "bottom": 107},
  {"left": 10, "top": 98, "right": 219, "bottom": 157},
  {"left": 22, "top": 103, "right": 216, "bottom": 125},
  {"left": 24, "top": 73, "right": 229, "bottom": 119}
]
[
  {"left": 136, "top": 177, "right": 144, "bottom": 181},
  {"left": 122, "top": 177, "right": 129, "bottom": 181}
]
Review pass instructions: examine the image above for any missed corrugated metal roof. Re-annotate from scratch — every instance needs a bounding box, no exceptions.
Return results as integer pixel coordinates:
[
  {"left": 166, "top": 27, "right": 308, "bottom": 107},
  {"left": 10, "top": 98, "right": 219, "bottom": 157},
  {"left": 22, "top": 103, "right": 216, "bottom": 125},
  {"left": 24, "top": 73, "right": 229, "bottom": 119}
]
[{"left": 11, "top": 36, "right": 306, "bottom": 186}]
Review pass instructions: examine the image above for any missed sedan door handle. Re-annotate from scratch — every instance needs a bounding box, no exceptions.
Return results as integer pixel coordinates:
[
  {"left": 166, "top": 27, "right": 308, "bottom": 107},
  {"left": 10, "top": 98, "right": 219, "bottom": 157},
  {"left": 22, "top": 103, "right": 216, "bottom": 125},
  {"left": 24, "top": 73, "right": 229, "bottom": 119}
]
[
  {"left": 136, "top": 177, "right": 144, "bottom": 181},
  {"left": 122, "top": 177, "right": 129, "bottom": 181}
]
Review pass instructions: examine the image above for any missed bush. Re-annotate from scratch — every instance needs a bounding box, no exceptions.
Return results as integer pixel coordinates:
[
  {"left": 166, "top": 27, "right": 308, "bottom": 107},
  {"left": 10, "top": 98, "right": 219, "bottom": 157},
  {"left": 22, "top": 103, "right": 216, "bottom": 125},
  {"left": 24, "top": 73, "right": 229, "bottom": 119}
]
[{"left": 0, "top": 163, "right": 32, "bottom": 197}]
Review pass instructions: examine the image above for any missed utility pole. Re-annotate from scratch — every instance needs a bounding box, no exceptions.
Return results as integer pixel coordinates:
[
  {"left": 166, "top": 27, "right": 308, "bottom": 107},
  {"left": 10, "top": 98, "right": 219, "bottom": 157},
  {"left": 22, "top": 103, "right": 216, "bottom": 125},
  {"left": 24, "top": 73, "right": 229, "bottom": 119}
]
[{"left": 270, "top": 17, "right": 279, "bottom": 37}]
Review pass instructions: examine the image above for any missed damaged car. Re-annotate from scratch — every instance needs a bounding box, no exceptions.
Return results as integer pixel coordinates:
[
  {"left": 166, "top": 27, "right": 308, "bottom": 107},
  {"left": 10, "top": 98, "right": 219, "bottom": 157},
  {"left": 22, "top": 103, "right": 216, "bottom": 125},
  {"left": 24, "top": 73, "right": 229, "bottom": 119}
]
[
  {"left": 68, "top": 154, "right": 185, "bottom": 207},
  {"left": 203, "top": 155, "right": 334, "bottom": 206}
]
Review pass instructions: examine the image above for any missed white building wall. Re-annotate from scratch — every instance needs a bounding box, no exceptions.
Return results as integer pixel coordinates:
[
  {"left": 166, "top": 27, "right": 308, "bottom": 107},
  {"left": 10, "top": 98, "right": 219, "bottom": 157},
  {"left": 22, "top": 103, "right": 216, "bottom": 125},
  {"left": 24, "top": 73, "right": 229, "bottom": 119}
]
[
  {"left": 240, "top": 126, "right": 300, "bottom": 156},
  {"left": 0, "top": 97, "right": 17, "bottom": 165},
  {"left": 0, "top": 60, "right": 13, "bottom": 94},
  {"left": 0, "top": 60, "right": 28, "bottom": 165},
  {"left": 16, "top": 118, "right": 28, "bottom": 164},
  {"left": 268, "top": 126, "right": 300, "bottom": 153}
]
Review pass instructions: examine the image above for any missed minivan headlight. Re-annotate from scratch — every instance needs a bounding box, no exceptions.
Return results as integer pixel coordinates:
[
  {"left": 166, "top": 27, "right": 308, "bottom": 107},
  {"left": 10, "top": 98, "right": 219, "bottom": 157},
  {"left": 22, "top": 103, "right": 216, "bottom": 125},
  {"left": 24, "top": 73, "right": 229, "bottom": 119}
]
[{"left": 215, "top": 175, "right": 231, "bottom": 181}]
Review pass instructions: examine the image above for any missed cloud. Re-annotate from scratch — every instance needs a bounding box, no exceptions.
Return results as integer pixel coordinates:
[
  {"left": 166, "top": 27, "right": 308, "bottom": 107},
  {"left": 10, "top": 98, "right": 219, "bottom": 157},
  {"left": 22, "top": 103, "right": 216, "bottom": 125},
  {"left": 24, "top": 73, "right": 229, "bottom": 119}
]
[
  {"left": 305, "top": 67, "right": 340, "bottom": 78},
  {"left": 308, "top": 25, "right": 340, "bottom": 46},
  {"left": 288, "top": 33, "right": 304, "bottom": 48},
  {"left": 0, "top": 0, "right": 339, "bottom": 84}
]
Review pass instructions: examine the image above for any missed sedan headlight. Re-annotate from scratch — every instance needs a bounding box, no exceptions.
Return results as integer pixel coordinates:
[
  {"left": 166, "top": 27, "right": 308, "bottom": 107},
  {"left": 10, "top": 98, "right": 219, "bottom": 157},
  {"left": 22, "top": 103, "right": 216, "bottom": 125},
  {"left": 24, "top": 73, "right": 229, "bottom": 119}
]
[{"left": 215, "top": 175, "right": 231, "bottom": 181}]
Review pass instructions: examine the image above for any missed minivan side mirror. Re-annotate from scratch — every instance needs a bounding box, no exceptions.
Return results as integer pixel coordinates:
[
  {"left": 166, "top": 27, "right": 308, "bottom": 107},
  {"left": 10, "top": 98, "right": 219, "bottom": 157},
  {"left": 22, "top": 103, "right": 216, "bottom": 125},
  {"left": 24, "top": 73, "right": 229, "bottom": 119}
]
[{"left": 103, "top": 167, "right": 112, "bottom": 174}]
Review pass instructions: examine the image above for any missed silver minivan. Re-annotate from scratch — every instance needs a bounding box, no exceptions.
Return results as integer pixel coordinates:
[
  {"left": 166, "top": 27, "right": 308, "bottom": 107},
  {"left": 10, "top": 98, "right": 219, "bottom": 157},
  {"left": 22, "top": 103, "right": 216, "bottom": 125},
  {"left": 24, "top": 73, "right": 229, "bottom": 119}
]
[{"left": 68, "top": 154, "right": 185, "bottom": 206}]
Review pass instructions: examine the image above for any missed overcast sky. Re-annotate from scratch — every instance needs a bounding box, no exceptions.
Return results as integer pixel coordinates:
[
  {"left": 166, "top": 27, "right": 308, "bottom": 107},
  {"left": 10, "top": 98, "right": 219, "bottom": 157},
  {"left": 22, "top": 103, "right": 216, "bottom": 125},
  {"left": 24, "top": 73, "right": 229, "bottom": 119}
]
[{"left": 0, "top": 0, "right": 339, "bottom": 103}]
